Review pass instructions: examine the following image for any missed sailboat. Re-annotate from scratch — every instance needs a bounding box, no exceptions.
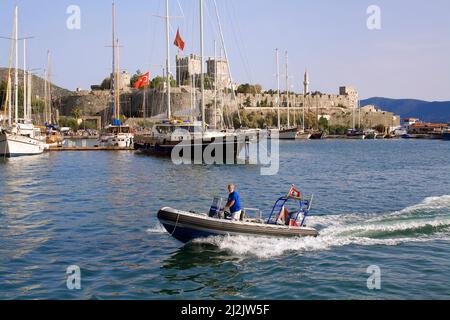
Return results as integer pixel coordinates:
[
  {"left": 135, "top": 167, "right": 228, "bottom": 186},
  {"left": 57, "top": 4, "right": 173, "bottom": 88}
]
[
  {"left": 99, "top": 2, "right": 134, "bottom": 148},
  {"left": 268, "top": 49, "right": 299, "bottom": 140},
  {"left": 134, "top": 0, "right": 245, "bottom": 162},
  {"left": 0, "top": 6, "right": 45, "bottom": 157},
  {"left": 279, "top": 50, "right": 299, "bottom": 139},
  {"left": 346, "top": 99, "right": 365, "bottom": 139}
]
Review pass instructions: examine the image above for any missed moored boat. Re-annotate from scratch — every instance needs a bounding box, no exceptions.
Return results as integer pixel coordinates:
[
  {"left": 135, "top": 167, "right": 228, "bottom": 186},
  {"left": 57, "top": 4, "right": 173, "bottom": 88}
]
[
  {"left": 346, "top": 129, "right": 365, "bottom": 140},
  {"left": 278, "top": 127, "right": 299, "bottom": 140},
  {"left": 134, "top": 120, "right": 247, "bottom": 162},
  {"left": 158, "top": 185, "right": 319, "bottom": 243},
  {"left": 309, "top": 130, "right": 325, "bottom": 140},
  {"left": 0, "top": 125, "right": 45, "bottom": 157},
  {"left": 296, "top": 131, "right": 311, "bottom": 140},
  {"left": 364, "top": 130, "right": 377, "bottom": 140},
  {"left": 99, "top": 125, "right": 134, "bottom": 148},
  {"left": 443, "top": 129, "right": 450, "bottom": 141}
]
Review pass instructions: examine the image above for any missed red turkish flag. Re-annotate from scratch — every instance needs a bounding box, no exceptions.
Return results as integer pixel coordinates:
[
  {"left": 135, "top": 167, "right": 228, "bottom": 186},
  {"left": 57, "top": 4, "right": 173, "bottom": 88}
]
[
  {"left": 134, "top": 72, "right": 150, "bottom": 89},
  {"left": 287, "top": 185, "right": 301, "bottom": 199},
  {"left": 174, "top": 28, "right": 185, "bottom": 51}
]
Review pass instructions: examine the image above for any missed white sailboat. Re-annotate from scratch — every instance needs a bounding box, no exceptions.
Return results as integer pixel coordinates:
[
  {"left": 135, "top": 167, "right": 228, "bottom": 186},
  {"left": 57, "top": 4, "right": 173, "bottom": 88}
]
[
  {"left": 0, "top": 6, "right": 45, "bottom": 157},
  {"left": 99, "top": 3, "right": 134, "bottom": 148},
  {"left": 269, "top": 49, "right": 298, "bottom": 140}
]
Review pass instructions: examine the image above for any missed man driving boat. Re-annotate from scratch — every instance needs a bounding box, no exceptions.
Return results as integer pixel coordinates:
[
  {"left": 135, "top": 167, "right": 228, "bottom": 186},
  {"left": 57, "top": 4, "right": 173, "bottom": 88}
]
[{"left": 224, "top": 184, "right": 242, "bottom": 221}]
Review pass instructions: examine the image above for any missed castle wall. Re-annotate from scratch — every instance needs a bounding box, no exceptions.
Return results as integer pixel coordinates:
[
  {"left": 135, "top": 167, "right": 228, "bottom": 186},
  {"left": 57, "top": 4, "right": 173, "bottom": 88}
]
[{"left": 59, "top": 85, "right": 397, "bottom": 129}]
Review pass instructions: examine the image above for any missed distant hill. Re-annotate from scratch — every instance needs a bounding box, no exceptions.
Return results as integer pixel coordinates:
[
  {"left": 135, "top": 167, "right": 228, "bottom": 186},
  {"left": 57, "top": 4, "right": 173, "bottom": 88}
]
[
  {"left": 0, "top": 67, "right": 72, "bottom": 99},
  {"left": 361, "top": 97, "right": 450, "bottom": 123}
]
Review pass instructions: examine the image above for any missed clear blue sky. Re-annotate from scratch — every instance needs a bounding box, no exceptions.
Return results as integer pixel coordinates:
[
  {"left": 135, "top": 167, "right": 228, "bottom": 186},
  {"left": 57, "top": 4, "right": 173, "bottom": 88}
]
[{"left": 1, "top": 0, "right": 450, "bottom": 101}]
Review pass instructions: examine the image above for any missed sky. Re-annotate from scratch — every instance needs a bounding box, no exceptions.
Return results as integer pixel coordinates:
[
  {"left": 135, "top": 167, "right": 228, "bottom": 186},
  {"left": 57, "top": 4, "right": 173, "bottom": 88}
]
[{"left": 1, "top": 0, "right": 450, "bottom": 101}]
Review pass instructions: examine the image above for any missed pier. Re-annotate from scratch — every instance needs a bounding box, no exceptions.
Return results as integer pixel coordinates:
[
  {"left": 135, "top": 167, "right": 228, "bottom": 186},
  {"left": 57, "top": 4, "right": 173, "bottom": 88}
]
[{"left": 48, "top": 146, "right": 134, "bottom": 152}]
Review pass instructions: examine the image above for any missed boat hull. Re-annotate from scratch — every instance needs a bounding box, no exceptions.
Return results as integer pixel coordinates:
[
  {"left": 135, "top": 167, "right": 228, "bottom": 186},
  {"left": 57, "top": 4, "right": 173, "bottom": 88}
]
[
  {"left": 296, "top": 133, "right": 311, "bottom": 140},
  {"left": 99, "top": 133, "right": 134, "bottom": 148},
  {"left": 157, "top": 207, "right": 319, "bottom": 243},
  {"left": 346, "top": 135, "right": 366, "bottom": 140},
  {"left": 135, "top": 136, "right": 248, "bottom": 164},
  {"left": 0, "top": 132, "right": 45, "bottom": 158},
  {"left": 443, "top": 132, "right": 450, "bottom": 141},
  {"left": 278, "top": 128, "right": 298, "bottom": 140},
  {"left": 309, "top": 131, "right": 325, "bottom": 140}
]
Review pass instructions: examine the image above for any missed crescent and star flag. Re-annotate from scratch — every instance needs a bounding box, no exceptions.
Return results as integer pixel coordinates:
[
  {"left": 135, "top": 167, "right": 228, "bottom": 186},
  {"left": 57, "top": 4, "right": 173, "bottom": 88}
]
[
  {"left": 287, "top": 186, "right": 301, "bottom": 199},
  {"left": 134, "top": 72, "right": 150, "bottom": 89},
  {"left": 174, "top": 28, "right": 185, "bottom": 51}
]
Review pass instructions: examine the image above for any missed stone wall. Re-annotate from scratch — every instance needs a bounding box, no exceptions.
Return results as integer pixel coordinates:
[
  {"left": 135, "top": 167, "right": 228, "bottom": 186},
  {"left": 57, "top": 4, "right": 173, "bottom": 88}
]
[{"left": 58, "top": 86, "right": 397, "bottom": 129}]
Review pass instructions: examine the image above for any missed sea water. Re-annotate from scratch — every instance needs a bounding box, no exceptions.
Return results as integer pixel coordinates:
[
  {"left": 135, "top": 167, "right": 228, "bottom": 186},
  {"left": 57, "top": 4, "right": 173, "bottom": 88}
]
[{"left": 0, "top": 139, "right": 449, "bottom": 299}]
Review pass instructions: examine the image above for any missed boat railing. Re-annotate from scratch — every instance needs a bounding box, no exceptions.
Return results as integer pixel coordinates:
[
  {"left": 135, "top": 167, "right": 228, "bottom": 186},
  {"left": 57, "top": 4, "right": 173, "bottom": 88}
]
[{"left": 267, "top": 194, "right": 314, "bottom": 227}]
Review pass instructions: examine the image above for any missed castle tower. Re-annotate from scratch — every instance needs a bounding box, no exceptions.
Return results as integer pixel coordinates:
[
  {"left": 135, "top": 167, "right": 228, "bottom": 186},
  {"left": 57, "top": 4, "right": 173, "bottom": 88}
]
[{"left": 303, "top": 70, "right": 310, "bottom": 95}]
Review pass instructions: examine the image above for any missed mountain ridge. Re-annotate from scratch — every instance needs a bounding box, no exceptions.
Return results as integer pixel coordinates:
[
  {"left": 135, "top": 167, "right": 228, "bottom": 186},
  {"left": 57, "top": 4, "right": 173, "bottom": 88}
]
[{"left": 361, "top": 97, "right": 450, "bottom": 123}]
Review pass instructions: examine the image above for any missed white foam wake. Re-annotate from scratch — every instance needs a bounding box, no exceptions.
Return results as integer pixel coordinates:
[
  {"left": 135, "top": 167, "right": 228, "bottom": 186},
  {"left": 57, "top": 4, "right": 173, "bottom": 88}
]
[
  {"left": 192, "top": 195, "right": 450, "bottom": 259},
  {"left": 146, "top": 223, "right": 167, "bottom": 234}
]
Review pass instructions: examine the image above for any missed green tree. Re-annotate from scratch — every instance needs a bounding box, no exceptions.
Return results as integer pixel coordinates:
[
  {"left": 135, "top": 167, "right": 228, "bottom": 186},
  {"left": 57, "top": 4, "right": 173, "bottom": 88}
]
[
  {"left": 101, "top": 77, "right": 111, "bottom": 90},
  {"left": 237, "top": 83, "right": 262, "bottom": 94},
  {"left": 244, "top": 96, "right": 252, "bottom": 108},
  {"left": 150, "top": 76, "right": 176, "bottom": 89},
  {"left": 130, "top": 70, "right": 143, "bottom": 88},
  {"left": 72, "top": 107, "right": 83, "bottom": 120}
]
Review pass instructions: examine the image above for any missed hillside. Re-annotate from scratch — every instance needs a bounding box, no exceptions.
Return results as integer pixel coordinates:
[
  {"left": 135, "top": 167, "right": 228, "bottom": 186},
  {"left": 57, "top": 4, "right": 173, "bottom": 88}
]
[
  {"left": 361, "top": 97, "right": 450, "bottom": 123},
  {"left": 0, "top": 67, "right": 72, "bottom": 99}
]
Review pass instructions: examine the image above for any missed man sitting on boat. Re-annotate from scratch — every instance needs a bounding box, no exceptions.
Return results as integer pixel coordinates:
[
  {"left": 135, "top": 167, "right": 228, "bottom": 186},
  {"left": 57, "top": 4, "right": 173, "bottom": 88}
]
[{"left": 224, "top": 184, "right": 242, "bottom": 221}]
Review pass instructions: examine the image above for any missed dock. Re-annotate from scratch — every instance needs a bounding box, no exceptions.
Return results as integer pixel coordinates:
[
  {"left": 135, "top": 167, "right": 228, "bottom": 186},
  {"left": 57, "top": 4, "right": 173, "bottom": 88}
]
[{"left": 48, "top": 146, "right": 134, "bottom": 152}]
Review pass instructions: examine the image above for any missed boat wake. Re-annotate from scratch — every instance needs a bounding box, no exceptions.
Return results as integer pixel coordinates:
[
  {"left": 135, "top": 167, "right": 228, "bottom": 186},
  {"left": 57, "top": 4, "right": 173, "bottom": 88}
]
[
  {"left": 192, "top": 195, "right": 450, "bottom": 258},
  {"left": 146, "top": 223, "right": 167, "bottom": 234}
]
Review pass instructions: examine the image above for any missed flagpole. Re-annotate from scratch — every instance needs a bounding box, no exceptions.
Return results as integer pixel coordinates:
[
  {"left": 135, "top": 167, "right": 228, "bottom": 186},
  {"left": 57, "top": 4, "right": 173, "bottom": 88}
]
[{"left": 143, "top": 84, "right": 146, "bottom": 122}]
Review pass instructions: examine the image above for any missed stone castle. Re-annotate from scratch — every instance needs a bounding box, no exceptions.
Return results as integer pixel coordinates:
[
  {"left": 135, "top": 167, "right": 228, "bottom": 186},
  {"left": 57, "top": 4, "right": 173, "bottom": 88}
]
[
  {"left": 175, "top": 54, "right": 232, "bottom": 90},
  {"left": 58, "top": 56, "right": 399, "bottom": 129}
]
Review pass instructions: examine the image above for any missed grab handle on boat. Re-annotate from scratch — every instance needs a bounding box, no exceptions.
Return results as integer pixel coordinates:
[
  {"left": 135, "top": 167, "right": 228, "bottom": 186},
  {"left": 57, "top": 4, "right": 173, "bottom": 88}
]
[{"left": 307, "top": 194, "right": 314, "bottom": 211}]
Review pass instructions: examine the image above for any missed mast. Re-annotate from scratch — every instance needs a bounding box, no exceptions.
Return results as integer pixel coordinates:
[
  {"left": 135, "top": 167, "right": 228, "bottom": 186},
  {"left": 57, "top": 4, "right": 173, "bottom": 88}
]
[
  {"left": 214, "top": 40, "right": 217, "bottom": 129},
  {"left": 47, "top": 50, "right": 52, "bottom": 124},
  {"left": 3, "top": 10, "right": 15, "bottom": 127},
  {"left": 165, "top": 0, "right": 171, "bottom": 119},
  {"left": 44, "top": 68, "right": 48, "bottom": 124},
  {"left": 14, "top": 5, "right": 18, "bottom": 124},
  {"left": 27, "top": 70, "right": 32, "bottom": 122},
  {"left": 302, "top": 88, "right": 305, "bottom": 131},
  {"left": 358, "top": 99, "right": 361, "bottom": 129},
  {"left": 200, "top": 0, "right": 206, "bottom": 130},
  {"left": 212, "top": 0, "right": 241, "bottom": 128},
  {"left": 111, "top": 2, "right": 116, "bottom": 124},
  {"left": 276, "top": 49, "right": 280, "bottom": 130},
  {"left": 116, "top": 38, "right": 120, "bottom": 121},
  {"left": 285, "top": 50, "right": 290, "bottom": 128},
  {"left": 302, "top": 70, "right": 308, "bottom": 131},
  {"left": 352, "top": 99, "right": 356, "bottom": 129},
  {"left": 23, "top": 39, "right": 27, "bottom": 121}
]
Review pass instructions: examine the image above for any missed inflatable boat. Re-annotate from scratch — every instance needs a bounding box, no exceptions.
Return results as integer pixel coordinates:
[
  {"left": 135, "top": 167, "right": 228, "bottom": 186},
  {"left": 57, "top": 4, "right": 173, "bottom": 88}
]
[{"left": 158, "top": 186, "right": 319, "bottom": 243}]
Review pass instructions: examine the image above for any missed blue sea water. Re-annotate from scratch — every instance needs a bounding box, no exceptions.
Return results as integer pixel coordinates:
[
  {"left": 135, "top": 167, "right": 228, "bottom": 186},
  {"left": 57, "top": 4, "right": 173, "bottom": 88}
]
[{"left": 0, "top": 139, "right": 449, "bottom": 300}]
